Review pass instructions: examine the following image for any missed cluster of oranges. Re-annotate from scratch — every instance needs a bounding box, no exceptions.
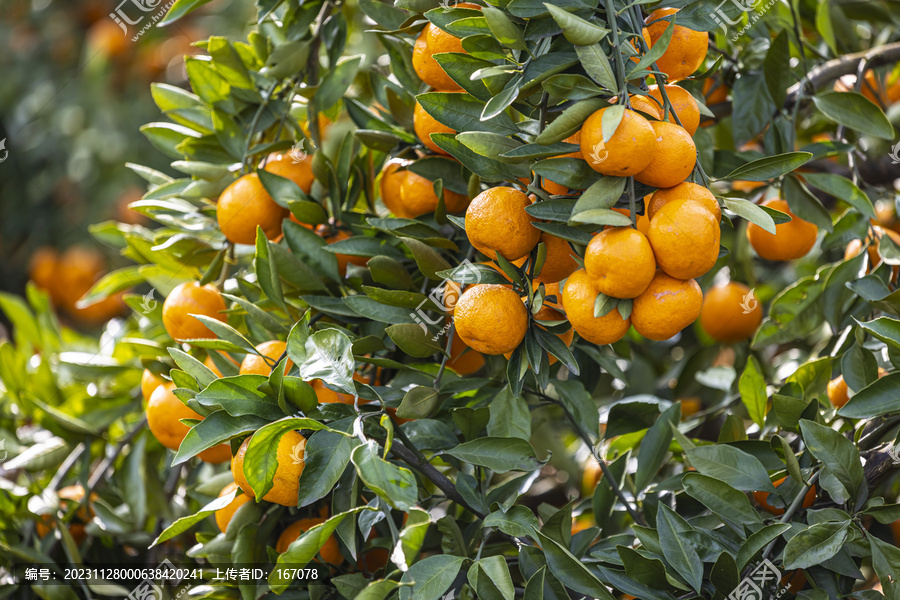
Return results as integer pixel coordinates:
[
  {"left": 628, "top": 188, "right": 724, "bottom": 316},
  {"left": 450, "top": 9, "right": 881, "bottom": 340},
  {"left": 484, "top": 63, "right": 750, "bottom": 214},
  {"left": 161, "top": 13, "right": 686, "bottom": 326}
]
[{"left": 29, "top": 245, "right": 126, "bottom": 325}]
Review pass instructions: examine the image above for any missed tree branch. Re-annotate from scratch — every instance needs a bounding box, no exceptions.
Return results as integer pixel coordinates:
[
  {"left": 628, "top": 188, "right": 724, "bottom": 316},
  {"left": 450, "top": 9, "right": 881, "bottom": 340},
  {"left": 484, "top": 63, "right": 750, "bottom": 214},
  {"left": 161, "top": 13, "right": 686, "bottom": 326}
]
[{"left": 784, "top": 42, "right": 900, "bottom": 109}]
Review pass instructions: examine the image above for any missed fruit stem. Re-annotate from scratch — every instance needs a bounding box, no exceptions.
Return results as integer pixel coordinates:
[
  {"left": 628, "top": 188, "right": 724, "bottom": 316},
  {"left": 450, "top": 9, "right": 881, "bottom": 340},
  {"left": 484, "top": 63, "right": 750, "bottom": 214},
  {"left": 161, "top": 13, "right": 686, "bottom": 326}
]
[
  {"left": 628, "top": 177, "right": 637, "bottom": 228},
  {"left": 433, "top": 324, "right": 455, "bottom": 388}
]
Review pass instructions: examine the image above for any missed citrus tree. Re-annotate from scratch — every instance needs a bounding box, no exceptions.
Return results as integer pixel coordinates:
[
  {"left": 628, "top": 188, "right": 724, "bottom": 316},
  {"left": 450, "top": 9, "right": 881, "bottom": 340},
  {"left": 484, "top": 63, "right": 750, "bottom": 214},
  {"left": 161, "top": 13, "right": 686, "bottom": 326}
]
[{"left": 2, "top": 0, "right": 900, "bottom": 599}]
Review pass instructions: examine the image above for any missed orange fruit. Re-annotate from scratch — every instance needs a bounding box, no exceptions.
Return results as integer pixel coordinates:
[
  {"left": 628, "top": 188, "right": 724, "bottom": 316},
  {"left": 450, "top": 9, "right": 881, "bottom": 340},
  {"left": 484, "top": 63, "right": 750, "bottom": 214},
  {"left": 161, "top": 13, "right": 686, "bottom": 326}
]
[
  {"left": 571, "top": 514, "right": 596, "bottom": 535},
  {"left": 54, "top": 246, "right": 105, "bottom": 308},
  {"left": 703, "top": 78, "right": 728, "bottom": 105},
  {"left": 380, "top": 157, "right": 413, "bottom": 217},
  {"left": 561, "top": 269, "right": 632, "bottom": 345},
  {"left": 86, "top": 19, "right": 129, "bottom": 58},
  {"left": 844, "top": 226, "right": 900, "bottom": 272},
  {"left": 514, "top": 232, "right": 579, "bottom": 284},
  {"left": 217, "top": 173, "right": 289, "bottom": 244},
  {"left": 746, "top": 199, "right": 817, "bottom": 261},
  {"left": 561, "top": 132, "right": 583, "bottom": 159},
  {"left": 753, "top": 477, "right": 816, "bottom": 515},
  {"left": 141, "top": 369, "right": 165, "bottom": 403},
  {"left": 732, "top": 180, "right": 766, "bottom": 193},
  {"left": 231, "top": 430, "right": 307, "bottom": 506},
  {"left": 147, "top": 383, "right": 232, "bottom": 463},
  {"left": 642, "top": 8, "right": 708, "bottom": 82},
  {"left": 29, "top": 247, "right": 60, "bottom": 299},
  {"left": 629, "top": 95, "right": 662, "bottom": 120},
  {"left": 699, "top": 282, "right": 762, "bottom": 343},
  {"left": 585, "top": 228, "right": 656, "bottom": 299},
  {"left": 681, "top": 397, "right": 702, "bottom": 417},
  {"left": 240, "top": 340, "right": 293, "bottom": 376},
  {"left": 318, "top": 227, "right": 369, "bottom": 276},
  {"left": 465, "top": 187, "right": 540, "bottom": 261},
  {"left": 632, "top": 272, "right": 702, "bottom": 341},
  {"left": 35, "top": 485, "right": 97, "bottom": 544},
  {"left": 162, "top": 282, "right": 228, "bottom": 341},
  {"left": 648, "top": 84, "right": 700, "bottom": 135},
  {"left": 276, "top": 517, "right": 343, "bottom": 565},
  {"left": 412, "top": 7, "right": 483, "bottom": 91},
  {"left": 582, "top": 460, "right": 602, "bottom": 496},
  {"left": 454, "top": 284, "right": 528, "bottom": 355},
  {"left": 648, "top": 198, "right": 720, "bottom": 280},
  {"left": 648, "top": 182, "right": 720, "bottom": 222},
  {"left": 580, "top": 107, "right": 656, "bottom": 177},
  {"left": 634, "top": 121, "right": 696, "bottom": 188},
  {"left": 414, "top": 100, "right": 454, "bottom": 155},
  {"left": 400, "top": 169, "right": 470, "bottom": 217},
  {"left": 215, "top": 482, "right": 252, "bottom": 533},
  {"left": 447, "top": 333, "right": 486, "bottom": 375},
  {"left": 827, "top": 368, "right": 887, "bottom": 409},
  {"left": 312, "top": 372, "right": 369, "bottom": 405},
  {"left": 541, "top": 177, "right": 569, "bottom": 196},
  {"left": 263, "top": 152, "right": 315, "bottom": 194}
]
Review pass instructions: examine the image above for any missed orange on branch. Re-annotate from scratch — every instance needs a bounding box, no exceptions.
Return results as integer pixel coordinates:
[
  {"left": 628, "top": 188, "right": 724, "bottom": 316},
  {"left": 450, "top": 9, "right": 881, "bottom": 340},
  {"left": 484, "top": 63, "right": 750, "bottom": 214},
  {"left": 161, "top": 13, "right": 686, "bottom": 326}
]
[
  {"left": 561, "top": 269, "right": 631, "bottom": 345},
  {"left": 276, "top": 517, "right": 344, "bottom": 565},
  {"left": 648, "top": 198, "right": 720, "bottom": 280},
  {"left": 632, "top": 272, "right": 702, "bottom": 341},
  {"left": 643, "top": 8, "right": 708, "bottom": 82},
  {"left": 231, "top": 430, "right": 307, "bottom": 506},
  {"left": 746, "top": 199, "right": 817, "bottom": 261},
  {"left": 162, "top": 282, "right": 228, "bottom": 342},
  {"left": 465, "top": 187, "right": 540, "bottom": 261},
  {"left": 648, "top": 182, "right": 720, "bottom": 221},
  {"left": 217, "top": 173, "right": 289, "bottom": 244},
  {"left": 634, "top": 121, "right": 696, "bottom": 189},
  {"left": 215, "top": 482, "right": 252, "bottom": 533},
  {"left": 648, "top": 84, "right": 700, "bottom": 135},
  {"left": 699, "top": 282, "right": 762, "bottom": 343},
  {"left": 453, "top": 284, "right": 529, "bottom": 355},
  {"left": 580, "top": 107, "right": 657, "bottom": 177},
  {"left": 585, "top": 228, "right": 656, "bottom": 299},
  {"left": 239, "top": 340, "right": 292, "bottom": 376}
]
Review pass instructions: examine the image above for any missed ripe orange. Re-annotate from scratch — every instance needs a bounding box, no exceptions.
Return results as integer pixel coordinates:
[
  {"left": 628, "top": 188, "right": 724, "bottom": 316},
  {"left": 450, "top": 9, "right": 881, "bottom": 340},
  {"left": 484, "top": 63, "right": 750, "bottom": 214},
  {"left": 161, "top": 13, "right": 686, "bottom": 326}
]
[
  {"left": 642, "top": 8, "right": 708, "bottom": 82},
  {"left": 634, "top": 121, "right": 696, "bottom": 188},
  {"left": 147, "top": 383, "right": 232, "bottom": 463},
  {"left": 571, "top": 513, "right": 596, "bottom": 535},
  {"left": 35, "top": 485, "right": 97, "bottom": 544},
  {"left": 827, "top": 368, "right": 887, "bottom": 408},
  {"left": 629, "top": 95, "right": 662, "bottom": 120},
  {"left": 732, "top": 180, "right": 766, "bottom": 193},
  {"left": 162, "top": 282, "right": 228, "bottom": 341},
  {"left": 648, "top": 84, "right": 700, "bottom": 135},
  {"left": 231, "top": 430, "right": 307, "bottom": 506},
  {"left": 648, "top": 198, "right": 720, "bottom": 280},
  {"left": 632, "top": 272, "right": 702, "bottom": 341},
  {"left": 681, "top": 397, "right": 702, "bottom": 417},
  {"left": 454, "top": 284, "right": 528, "bottom": 355},
  {"left": 561, "top": 269, "right": 632, "bottom": 345},
  {"left": 585, "top": 228, "right": 656, "bottom": 299},
  {"left": 648, "top": 182, "right": 720, "bottom": 222},
  {"left": 447, "top": 333, "right": 486, "bottom": 375},
  {"left": 465, "top": 187, "right": 540, "bottom": 261},
  {"left": 746, "top": 199, "right": 818, "bottom": 261},
  {"left": 317, "top": 227, "right": 369, "bottom": 276},
  {"left": 263, "top": 152, "right": 315, "bottom": 194},
  {"left": 703, "top": 78, "right": 729, "bottom": 105},
  {"left": 215, "top": 482, "right": 252, "bottom": 533},
  {"left": 276, "top": 517, "right": 343, "bottom": 565},
  {"left": 217, "top": 173, "right": 289, "bottom": 244},
  {"left": 54, "top": 246, "right": 105, "bottom": 309},
  {"left": 399, "top": 169, "right": 470, "bottom": 217},
  {"left": 699, "top": 282, "right": 763, "bottom": 343},
  {"left": 240, "top": 340, "right": 293, "bottom": 376},
  {"left": 580, "top": 107, "right": 656, "bottom": 177},
  {"left": 844, "top": 226, "right": 900, "bottom": 272},
  {"left": 29, "top": 247, "right": 60, "bottom": 299},
  {"left": 514, "top": 232, "right": 579, "bottom": 284},
  {"left": 141, "top": 369, "right": 165, "bottom": 403},
  {"left": 86, "top": 19, "right": 129, "bottom": 58},
  {"left": 532, "top": 304, "right": 574, "bottom": 365},
  {"left": 412, "top": 6, "right": 482, "bottom": 90},
  {"left": 414, "top": 100, "right": 454, "bottom": 155},
  {"left": 581, "top": 460, "right": 602, "bottom": 496},
  {"left": 753, "top": 477, "right": 816, "bottom": 515},
  {"left": 380, "top": 157, "right": 412, "bottom": 217}
]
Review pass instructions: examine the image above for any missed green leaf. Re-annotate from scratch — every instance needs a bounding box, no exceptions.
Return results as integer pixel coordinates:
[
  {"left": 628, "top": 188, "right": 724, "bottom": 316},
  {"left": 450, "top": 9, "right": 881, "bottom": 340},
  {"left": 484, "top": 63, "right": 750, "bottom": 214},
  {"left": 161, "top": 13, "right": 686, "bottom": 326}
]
[
  {"left": 446, "top": 437, "right": 543, "bottom": 473},
  {"left": 544, "top": 4, "right": 609, "bottom": 45},
  {"left": 802, "top": 172, "right": 875, "bottom": 219},
  {"left": 683, "top": 473, "right": 763, "bottom": 526},
  {"left": 764, "top": 30, "right": 791, "bottom": 107},
  {"left": 417, "top": 92, "right": 520, "bottom": 136},
  {"left": 724, "top": 197, "right": 778, "bottom": 235},
  {"left": 316, "top": 56, "right": 363, "bottom": 109},
  {"left": 296, "top": 430, "right": 359, "bottom": 507},
  {"left": 484, "top": 506, "right": 540, "bottom": 538},
  {"left": 799, "top": 420, "right": 864, "bottom": 505},
  {"left": 402, "top": 238, "right": 452, "bottom": 280},
  {"left": 739, "top": 355, "right": 768, "bottom": 428},
  {"left": 783, "top": 176, "right": 833, "bottom": 233},
  {"left": 291, "top": 328, "right": 356, "bottom": 395},
  {"left": 783, "top": 521, "right": 850, "bottom": 570},
  {"left": 398, "top": 555, "right": 466, "bottom": 600},
  {"left": 173, "top": 411, "right": 267, "bottom": 466},
  {"left": 160, "top": 0, "right": 215, "bottom": 26},
  {"left": 722, "top": 152, "right": 812, "bottom": 182},
  {"left": 656, "top": 504, "right": 702, "bottom": 592},
  {"left": 685, "top": 445, "right": 775, "bottom": 492},
  {"left": 532, "top": 531, "right": 616, "bottom": 600},
  {"left": 575, "top": 45, "right": 617, "bottom": 92},
  {"left": 255, "top": 228, "right": 286, "bottom": 310},
  {"left": 481, "top": 6, "right": 527, "bottom": 50},
  {"left": 837, "top": 372, "right": 900, "bottom": 418},
  {"left": 468, "top": 555, "right": 515, "bottom": 600},
  {"left": 397, "top": 386, "right": 441, "bottom": 419},
  {"left": 192, "top": 376, "right": 284, "bottom": 419},
  {"left": 635, "top": 403, "right": 679, "bottom": 493},
  {"left": 244, "top": 417, "right": 330, "bottom": 500},
  {"left": 536, "top": 98, "right": 607, "bottom": 144},
  {"left": 628, "top": 18, "right": 674, "bottom": 78},
  {"left": 386, "top": 324, "right": 444, "bottom": 358},
  {"left": 736, "top": 523, "right": 792, "bottom": 570},
  {"left": 487, "top": 387, "right": 531, "bottom": 441},
  {"left": 351, "top": 440, "right": 418, "bottom": 510},
  {"left": 813, "top": 91, "right": 895, "bottom": 139},
  {"left": 151, "top": 489, "right": 238, "bottom": 545}
]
